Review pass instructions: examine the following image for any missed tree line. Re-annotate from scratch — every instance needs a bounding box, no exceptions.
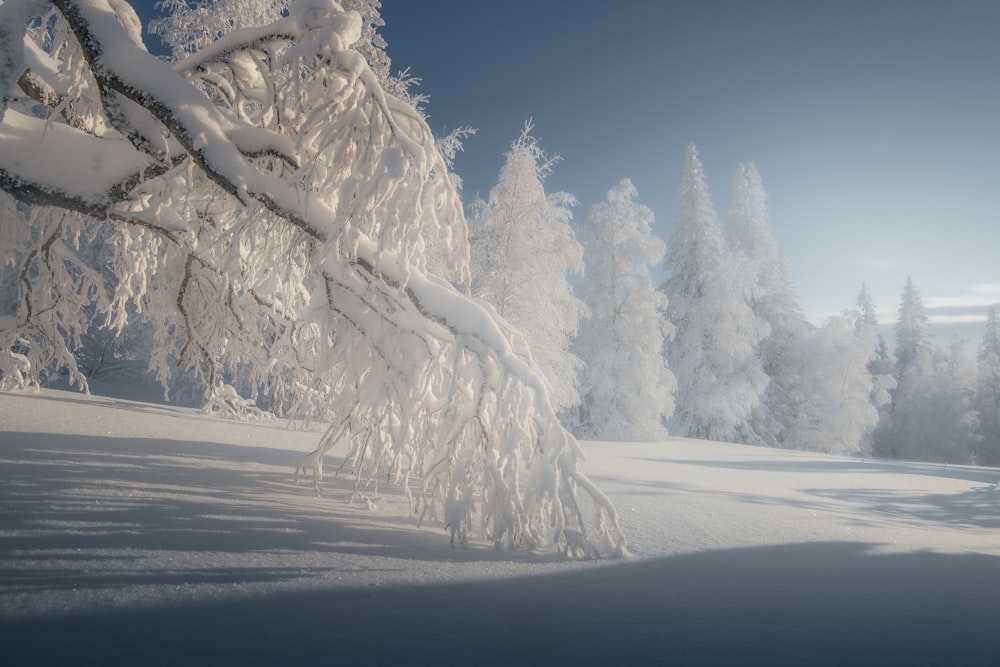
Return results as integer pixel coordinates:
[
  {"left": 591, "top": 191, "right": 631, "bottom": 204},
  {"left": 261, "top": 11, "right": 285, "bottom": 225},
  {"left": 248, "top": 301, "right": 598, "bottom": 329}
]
[{"left": 469, "top": 133, "right": 999, "bottom": 466}]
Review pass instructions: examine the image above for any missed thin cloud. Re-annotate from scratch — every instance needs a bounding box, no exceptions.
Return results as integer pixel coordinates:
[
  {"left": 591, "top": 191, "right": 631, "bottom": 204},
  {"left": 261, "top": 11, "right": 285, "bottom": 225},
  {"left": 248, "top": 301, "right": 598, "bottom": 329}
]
[
  {"left": 925, "top": 302, "right": 996, "bottom": 326},
  {"left": 969, "top": 283, "right": 1000, "bottom": 297},
  {"left": 860, "top": 258, "right": 899, "bottom": 271}
]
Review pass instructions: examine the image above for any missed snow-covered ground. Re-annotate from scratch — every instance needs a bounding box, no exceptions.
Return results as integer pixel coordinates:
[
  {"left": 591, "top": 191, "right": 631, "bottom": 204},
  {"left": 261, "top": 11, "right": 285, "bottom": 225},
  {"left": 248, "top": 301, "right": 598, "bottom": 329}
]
[{"left": 2, "top": 389, "right": 999, "bottom": 665}]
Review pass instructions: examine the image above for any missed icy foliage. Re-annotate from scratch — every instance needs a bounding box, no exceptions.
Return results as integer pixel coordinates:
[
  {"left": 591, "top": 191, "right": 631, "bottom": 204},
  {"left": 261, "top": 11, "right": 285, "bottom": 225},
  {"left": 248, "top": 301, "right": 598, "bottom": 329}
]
[
  {"left": 0, "top": 0, "right": 624, "bottom": 555},
  {"left": 875, "top": 279, "right": 977, "bottom": 463},
  {"left": 467, "top": 122, "right": 588, "bottom": 417},
  {"left": 726, "top": 163, "right": 802, "bottom": 445},
  {"left": 893, "top": 277, "right": 932, "bottom": 378},
  {"left": 976, "top": 306, "right": 1000, "bottom": 464},
  {"left": 856, "top": 283, "right": 893, "bottom": 377},
  {"left": 149, "top": 0, "right": 292, "bottom": 60},
  {"left": 573, "top": 179, "right": 674, "bottom": 441},
  {"left": 718, "top": 164, "right": 890, "bottom": 455},
  {"left": 660, "top": 144, "right": 769, "bottom": 443},
  {"left": 770, "top": 314, "right": 891, "bottom": 456}
]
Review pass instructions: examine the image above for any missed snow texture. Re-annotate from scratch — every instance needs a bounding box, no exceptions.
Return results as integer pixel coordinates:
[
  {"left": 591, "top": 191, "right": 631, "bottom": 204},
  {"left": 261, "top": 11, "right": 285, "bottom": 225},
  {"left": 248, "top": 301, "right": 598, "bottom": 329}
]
[
  {"left": 0, "top": 109, "right": 152, "bottom": 203},
  {"left": 2, "top": 388, "right": 999, "bottom": 665}
]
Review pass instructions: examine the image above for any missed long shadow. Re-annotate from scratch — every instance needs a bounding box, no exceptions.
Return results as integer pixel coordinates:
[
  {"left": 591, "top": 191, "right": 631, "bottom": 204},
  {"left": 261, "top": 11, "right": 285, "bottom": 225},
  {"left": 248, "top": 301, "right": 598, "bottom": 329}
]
[
  {"left": 635, "top": 455, "right": 1000, "bottom": 485},
  {"left": 0, "top": 431, "right": 572, "bottom": 580},
  {"left": 618, "top": 454, "right": 1000, "bottom": 530},
  {"left": 807, "top": 484, "right": 1000, "bottom": 530},
  {"left": 0, "top": 430, "right": 533, "bottom": 571},
  {"left": 1, "top": 388, "right": 321, "bottom": 433},
  {"left": 2, "top": 542, "right": 998, "bottom": 666}
]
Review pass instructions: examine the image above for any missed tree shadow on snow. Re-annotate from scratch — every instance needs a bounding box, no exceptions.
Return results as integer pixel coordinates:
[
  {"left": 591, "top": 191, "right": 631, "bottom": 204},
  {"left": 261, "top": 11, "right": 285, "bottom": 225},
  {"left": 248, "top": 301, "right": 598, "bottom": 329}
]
[
  {"left": 0, "top": 430, "right": 521, "bottom": 572},
  {"left": 3, "top": 429, "right": 999, "bottom": 666},
  {"left": 2, "top": 541, "right": 999, "bottom": 667},
  {"left": 633, "top": 454, "right": 1000, "bottom": 486},
  {"left": 622, "top": 455, "right": 1000, "bottom": 530}
]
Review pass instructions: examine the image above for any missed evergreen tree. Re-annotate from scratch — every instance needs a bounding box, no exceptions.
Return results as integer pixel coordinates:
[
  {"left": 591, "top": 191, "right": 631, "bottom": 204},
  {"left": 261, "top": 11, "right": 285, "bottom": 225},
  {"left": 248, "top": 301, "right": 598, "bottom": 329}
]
[
  {"left": 726, "top": 163, "right": 805, "bottom": 445},
  {"left": 875, "top": 278, "right": 931, "bottom": 458},
  {"left": 772, "top": 314, "right": 889, "bottom": 455},
  {"left": 976, "top": 306, "right": 1000, "bottom": 464},
  {"left": 727, "top": 163, "right": 776, "bottom": 297},
  {"left": 660, "top": 145, "right": 768, "bottom": 443},
  {"left": 875, "top": 279, "right": 975, "bottom": 463},
  {"left": 856, "top": 283, "right": 893, "bottom": 377},
  {"left": 573, "top": 179, "right": 675, "bottom": 441},
  {"left": 467, "top": 123, "right": 588, "bottom": 417},
  {"left": 852, "top": 284, "right": 896, "bottom": 455},
  {"left": 894, "top": 277, "right": 931, "bottom": 380},
  {"left": 885, "top": 341, "right": 976, "bottom": 463}
]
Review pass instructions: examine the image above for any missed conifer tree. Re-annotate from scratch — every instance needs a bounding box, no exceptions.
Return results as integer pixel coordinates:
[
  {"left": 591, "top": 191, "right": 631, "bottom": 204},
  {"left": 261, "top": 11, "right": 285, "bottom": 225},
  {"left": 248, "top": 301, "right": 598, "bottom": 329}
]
[
  {"left": 467, "top": 123, "right": 587, "bottom": 417},
  {"left": 726, "top": 163, "right": 804, "bottom": 445},
  {"left": 573, "top": 179, "right": 675, "bottom": 441},
  {"left": 856, "top": 283, "right": 893, "bottom": 377},
  {"left": 772, "top": 313, "right": 890, "bottom": 455},
  {"left": 976, "top": 306, "right": 1000, "bottom": 464},
  {"left": 894, "top": 277, "right": 932, "bottom": 380},
  {"left": 660, "top": 145, "right": 768, "bottom": 443},
  {"left": 852, "top": 284, "right": 896, "bottom": 454},
  {"left": 875, "top": 279, "right": 974, "bottom": 463}
]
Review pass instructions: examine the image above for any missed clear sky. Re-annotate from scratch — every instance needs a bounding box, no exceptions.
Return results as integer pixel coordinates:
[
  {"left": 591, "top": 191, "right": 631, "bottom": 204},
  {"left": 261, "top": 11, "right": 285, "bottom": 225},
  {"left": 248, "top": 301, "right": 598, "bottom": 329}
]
[{"left": 378, "top": 0, "right": 1000, "bottom": 348}]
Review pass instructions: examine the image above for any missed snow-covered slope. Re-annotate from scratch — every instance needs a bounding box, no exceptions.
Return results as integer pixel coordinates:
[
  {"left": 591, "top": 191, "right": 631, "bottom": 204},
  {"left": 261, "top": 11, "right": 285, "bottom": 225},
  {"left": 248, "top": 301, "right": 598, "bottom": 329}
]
[{"left": 2, "top": 389, "right": 999, "bottom": 665}]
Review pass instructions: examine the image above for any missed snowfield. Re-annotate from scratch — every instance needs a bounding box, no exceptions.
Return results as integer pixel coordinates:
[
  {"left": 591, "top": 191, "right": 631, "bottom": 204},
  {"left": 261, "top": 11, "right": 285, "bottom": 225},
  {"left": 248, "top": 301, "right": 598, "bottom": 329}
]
[{"left": 2, "top": 388, "right": 999, "bottom": 665}]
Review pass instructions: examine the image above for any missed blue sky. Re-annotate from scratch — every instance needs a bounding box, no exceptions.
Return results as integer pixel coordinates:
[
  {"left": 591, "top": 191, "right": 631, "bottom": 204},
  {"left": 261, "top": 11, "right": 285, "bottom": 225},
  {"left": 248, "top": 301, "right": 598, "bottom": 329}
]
[{"left": 379, "top": 0, "right": 1000, "bottom": 348}]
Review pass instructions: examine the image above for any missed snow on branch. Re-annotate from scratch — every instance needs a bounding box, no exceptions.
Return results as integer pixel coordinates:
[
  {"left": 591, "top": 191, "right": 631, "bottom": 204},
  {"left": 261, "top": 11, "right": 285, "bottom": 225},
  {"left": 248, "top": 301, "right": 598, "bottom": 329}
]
[{"left": 0, "top": 0, "right": 625, "bottom": 556}]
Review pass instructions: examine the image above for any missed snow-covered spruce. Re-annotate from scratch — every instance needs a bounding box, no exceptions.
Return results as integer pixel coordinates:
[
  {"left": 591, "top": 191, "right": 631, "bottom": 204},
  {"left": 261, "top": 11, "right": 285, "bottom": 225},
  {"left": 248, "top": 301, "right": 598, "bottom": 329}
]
[
  {"left": 573, "top": 178, "right": 675, "bottom": 441},
  {"left": 659, "top": 144, "right": 769, "bottom": 444},
  {"left": 874, "top": 278, "right": 978, "bottom": 463},
  {"left": 976, "top": 306, "right": 1000, "bottom": 464},
  {"left": 724, "top": 163, "right": 891, "bottom": 455},
  {"left": 467, "top": 122, "right": 588, "bottom": 419},
  {"left": 0, "top": 0, "right": 625, "bottom": 556}
]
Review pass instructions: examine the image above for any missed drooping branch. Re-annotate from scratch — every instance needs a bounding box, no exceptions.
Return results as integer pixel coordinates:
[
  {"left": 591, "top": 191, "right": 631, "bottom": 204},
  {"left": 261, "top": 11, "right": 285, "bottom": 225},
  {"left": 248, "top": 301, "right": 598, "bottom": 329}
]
[{"left": 0, "top": 0, "right": 627, "bottom": 556}]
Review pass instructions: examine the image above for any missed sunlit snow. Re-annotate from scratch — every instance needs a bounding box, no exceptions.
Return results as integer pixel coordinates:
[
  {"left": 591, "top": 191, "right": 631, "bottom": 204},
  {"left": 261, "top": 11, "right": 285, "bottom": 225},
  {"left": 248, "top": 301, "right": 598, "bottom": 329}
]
[
  {"left": 0, "top": 111, "right": 152, "bottom": 204},
  {"left": 2, "top": 388, "right": 998, "bottom": 665}
]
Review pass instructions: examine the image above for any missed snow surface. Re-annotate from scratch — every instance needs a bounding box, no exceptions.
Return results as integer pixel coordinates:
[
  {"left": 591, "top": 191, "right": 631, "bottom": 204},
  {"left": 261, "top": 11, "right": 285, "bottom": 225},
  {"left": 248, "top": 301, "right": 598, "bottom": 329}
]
[{"left": 2, "top": 388, "right": 999, "bottom": 665}]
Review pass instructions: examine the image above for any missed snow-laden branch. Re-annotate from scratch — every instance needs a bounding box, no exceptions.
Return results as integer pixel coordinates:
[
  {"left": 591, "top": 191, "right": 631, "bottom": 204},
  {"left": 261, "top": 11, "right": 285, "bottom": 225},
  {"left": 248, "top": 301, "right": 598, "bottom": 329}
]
[
  {"left": 0, "top": 109, "right": 155, "bottom": 214},
  {"left": 0, "top": 0, "right": 626, "bottom": 556}
]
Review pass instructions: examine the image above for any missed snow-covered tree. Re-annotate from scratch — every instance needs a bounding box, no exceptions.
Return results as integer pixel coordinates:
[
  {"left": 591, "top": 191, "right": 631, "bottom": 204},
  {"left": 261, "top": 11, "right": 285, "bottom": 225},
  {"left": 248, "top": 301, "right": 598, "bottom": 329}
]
[
  {"left": 893, "top": 277, "right": 932, "bottom": 381},
  {"left": 573, "top": 178, "right": 674, "bottom": 441},
  {"left": 726, "top": 163, "right": 775, "bottom": 297},
  {"left": 660, "top": 144, "right": 769, "bottom": 443},
  {"left": 771, "top": 313, "right": 890, "bottom": 456},
  {"left": 975, "top": 306, "right": 1000, "bottom": 464},
  {"left": 726, "top": 162, "right": 806, "bottom": 446},
  {"left": 851, "top": 284, "right": 895, "bottom": 454},
  {"left": 149, "top": 0, "right": 290, "bottom": 59},
  {"left": 467, "top": 123, "right": 587, "bottom": 417},
  {"left": 875, "top": 279, "right": 975, "bottom": 463},
  {"left": 855, "top": 283, "right": 893, "bottom": 377},
  {"left": 150, "top": 0, "right": 390, "bottom": 82},
  {"left": 0, "top": 0, "right": 624, "bottom": 555},
  {"left": 881, "top": 341, "right": 977, "bottom": 464}
]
